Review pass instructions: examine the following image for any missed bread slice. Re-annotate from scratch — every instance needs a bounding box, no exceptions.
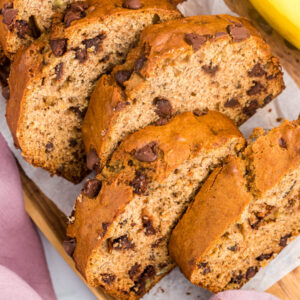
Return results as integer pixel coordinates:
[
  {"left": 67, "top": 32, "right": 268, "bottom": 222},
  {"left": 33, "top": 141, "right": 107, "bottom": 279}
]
[
  {"left": 6, "top": 0, "right": 180, "bottom": 183},
  {"left": 66, "top": 111, "right": 245, "bottom": 299},
  {"left": 83, "top": 14, "right": 284, "bottom": 171},
  {"left": 169, "top": 118, "right": 300, "bottom": 292},
  {"left": 0, "top": 0, "right": 77, "bottom": 58}
]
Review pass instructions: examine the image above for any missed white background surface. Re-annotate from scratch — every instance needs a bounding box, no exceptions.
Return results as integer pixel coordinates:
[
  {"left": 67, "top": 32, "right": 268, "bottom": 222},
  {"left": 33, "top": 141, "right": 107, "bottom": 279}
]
[{"left": 0, "top": 0, "right": 300, "bottom": 299}]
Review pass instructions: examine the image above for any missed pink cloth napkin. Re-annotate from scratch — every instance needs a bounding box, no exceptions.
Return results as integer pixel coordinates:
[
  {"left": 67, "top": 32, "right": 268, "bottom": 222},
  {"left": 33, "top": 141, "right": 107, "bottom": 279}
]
[
  {"left": 0, "top": 133, "right": 56, "bottom": 300},
  {"left": 0, "top": 132, "right": 280, "bottom": 300}
]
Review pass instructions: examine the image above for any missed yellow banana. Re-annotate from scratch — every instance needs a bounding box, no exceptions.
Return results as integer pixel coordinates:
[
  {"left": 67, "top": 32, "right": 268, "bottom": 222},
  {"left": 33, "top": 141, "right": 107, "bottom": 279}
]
[{"left": 249, "top": 0, "right": 300, "bottom": 49}]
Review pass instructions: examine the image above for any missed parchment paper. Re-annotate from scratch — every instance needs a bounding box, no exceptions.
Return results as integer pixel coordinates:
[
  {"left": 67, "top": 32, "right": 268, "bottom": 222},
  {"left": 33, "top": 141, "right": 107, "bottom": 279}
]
[{"left": 0, "top": 0, "right": 299, "bottom": 299}]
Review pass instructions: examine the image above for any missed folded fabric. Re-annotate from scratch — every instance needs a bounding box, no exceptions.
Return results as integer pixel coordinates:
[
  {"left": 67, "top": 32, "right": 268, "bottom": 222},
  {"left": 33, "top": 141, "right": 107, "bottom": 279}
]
[{"left": 0, "top": 133, "right": 56, "bottom": 300}]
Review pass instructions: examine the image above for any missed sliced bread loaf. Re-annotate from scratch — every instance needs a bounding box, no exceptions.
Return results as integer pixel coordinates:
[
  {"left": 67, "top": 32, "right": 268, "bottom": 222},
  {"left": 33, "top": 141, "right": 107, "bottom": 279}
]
[
  {"left": 169, "top": 118, "right": 300, "bottom": 292},
  {"left": 66, "top": 111, "right": 245, "bottom": 299},
  {"left": 6, "top": 0, "right": 180, "bottom": 183},
  {"left": 83, "top": 14, "right": 285, "bottom": 172}
]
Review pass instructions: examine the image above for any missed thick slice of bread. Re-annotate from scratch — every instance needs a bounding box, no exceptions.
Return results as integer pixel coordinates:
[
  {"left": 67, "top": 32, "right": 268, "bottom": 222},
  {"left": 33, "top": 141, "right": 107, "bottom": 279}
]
[
  {"left": 0, "top": 0, "right": 77, "bottom": 58},
  {"left": 83, "top": 14, "right": 285, "bottom": 171},
  {"left": 66, "top": 111, "right": 245, "bottom": 299},
  {"left": 6, "top": 0, "right": 180, "bottom": 183},
  {"left": 169, "top": 118, "right": 300, "bottom": 292}
]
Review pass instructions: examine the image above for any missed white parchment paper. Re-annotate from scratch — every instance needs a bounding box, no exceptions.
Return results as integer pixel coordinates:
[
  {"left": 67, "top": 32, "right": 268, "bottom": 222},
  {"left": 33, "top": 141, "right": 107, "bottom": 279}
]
[{"left": 0, "top": 0, "right": 299, "bottom": 299}]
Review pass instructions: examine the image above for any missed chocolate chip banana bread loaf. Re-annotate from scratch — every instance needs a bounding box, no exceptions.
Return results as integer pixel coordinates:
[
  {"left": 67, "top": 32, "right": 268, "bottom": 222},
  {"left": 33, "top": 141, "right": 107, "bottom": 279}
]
[
  {"left": 66, "top": 111, "right": 245, "bottom": 299},
  {"left": 83, "top": 14, "right": 285, "bottom": 172},
  {"left": 169, "top": 118, "right": 300, "bottom": 292},
  {"left": 6, "top": 0, "right": 180, "bottom": 183}
]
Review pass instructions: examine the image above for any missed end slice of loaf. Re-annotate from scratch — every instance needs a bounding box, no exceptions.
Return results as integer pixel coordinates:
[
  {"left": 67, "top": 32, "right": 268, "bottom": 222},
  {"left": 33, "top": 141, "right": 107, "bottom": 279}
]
[
  {"left": 6, "top": 0, "right": 180, "bottom": 183},
  {"left": 83, "top": 14, "right": 284, "bottom": 171},
  {"left": 67, "top": 111, "right": 245, "bottom": 299},
  {"left": 169, "top": 118, "right": 300, "bottom": 293}
]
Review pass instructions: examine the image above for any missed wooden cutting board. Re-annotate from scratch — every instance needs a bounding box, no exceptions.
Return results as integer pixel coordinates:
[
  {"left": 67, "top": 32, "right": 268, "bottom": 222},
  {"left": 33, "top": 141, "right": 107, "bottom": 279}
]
[{"left": 20, "top": 166, "right": 299, "bottom": 300}]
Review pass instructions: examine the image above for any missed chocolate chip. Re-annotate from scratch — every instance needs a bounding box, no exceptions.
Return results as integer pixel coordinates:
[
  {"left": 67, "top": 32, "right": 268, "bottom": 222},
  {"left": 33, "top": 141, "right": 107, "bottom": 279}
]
[
  {"left": 75, "top": 48, "right": 87, "bottom": 63},
  {"left": 82, "top": 179, "right": 102, "bottom": 198},
  {"left": 111, "top": 235, "right": 135, "bottom": 250},
  {"left": 279, "top": 137, "right": 287, "bottom": 149},
  {"left": 50, "top": 39, "right": 67, "bottom": 57},
  {"left": 184, "top": 33, "right": 208, "bottom": 51},
  {"left": 247, "top": 81, "right": 264, "bottom": 96},
  {"left": 279, "top": 233, "right": 292, "bottom": 247},
  {"left": 15, "top": 20, "right": 30, "bottom": 38},
  {"left": 264, "top": 94, "right": 273, "bottom": 105},
  {"left": 154, "top": 118, "right": 169, "bottom": 126},
  {"left": 129, "top": 263, "right": 141, "bottom": 280},
  {"left": 101, "top": 222, "right": 110, "bottom": 237},
  {"left": 246, "top": 266, "right": 258, "bottom": 280},
  {"left": 152, "top": 13, "right": 160, "bottom": 24},
  {"left": 202, "top": 64, "right": 218, "bottom": 75},
  {"left": 214, "top": 31, "right": 227, "bottom": 38},
  {"left": 63, "top": 237, "right": 76, "bottom": 256},
  {"left": 193, "top": 109, "right": 207, "bottom": 116},
  {"left": 224, "top": 98, "right": 239, "bottom": 108},
  {"left": 86, "top": 148, "right": 100, "bottom": 171},
  {"left": 203, "top": 267, "right": 211, "bottom": 275},
  {"left": 153, "top": 97, "right": 172, "bottom": 118},
  {"left": 228, "top": 244, "right": 238, "bottom": 252},
  {"left": 134, "top": 142, "right": 158, "bottom": 163},
  {"left": 131, "top": 265, "right": 155, "bottom": 295},
  {"left": 151, "top": 237, "right": 164, "bottom": 248},
  {"left": 68, "top": 106, "right": 87, "bottom": 119},
  {"left": 227, "top": 24, "right": 250, "bottom": 42},
  {"left": 229, "top": 271, "right": 244, "bottom": 284},
  {"left": 114, "top": 70, "right": 132, "bottom": 88},
  {"left": 45, "top": 142, "right": 54, "bottom": 153},
  {"left": 243, "top": 100, "right": 259, "bottom": 117},
  {"left": 134, "top": 55, "right": 147, "bottom": 73},
  {"left": 142, "top": 215, "right": 156, "bottom": 236},
  {"left": 64, "top": 1, "right": 88, "bottom": 27},
  {"left": 248, "top": 63, "right": 266, "bottom": 77},
  {"left": 198, "top": 262, "right": 207, "bottom": 268},
  {"left": 69, "top": 138, "right": 77, "bottom": 147},
  {"left": 83, "top": 34, "right": 106, "bottom": 52},
  {"left": 2, "top": 85, "right": 9, "bottom": 100},
  {"left": 55, "top": 62, "right": 63, "bottom": 80},
  {"left": 122, "top": 0, "right": 142, "bottom": 9},
  {"left": 130, "top": 171, "right": 149, "bottom": 195},
  {"left": 2, "top": 3, "right": 17, "bottom": 31},
  {"left": 256, "top": 252, "right": 273, "bottom": 261},
  {"left": 100, "top": 273, "right": 116, "bottom": 285},
  {"left": 114, "top": 101, "right": 128, "bottom": 111}
]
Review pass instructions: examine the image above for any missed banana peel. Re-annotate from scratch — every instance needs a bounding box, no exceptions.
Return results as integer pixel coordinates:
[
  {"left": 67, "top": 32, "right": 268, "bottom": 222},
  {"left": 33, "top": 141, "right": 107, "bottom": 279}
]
[{"left": 249, "top": 0, "right": 300, "bottom": 49}]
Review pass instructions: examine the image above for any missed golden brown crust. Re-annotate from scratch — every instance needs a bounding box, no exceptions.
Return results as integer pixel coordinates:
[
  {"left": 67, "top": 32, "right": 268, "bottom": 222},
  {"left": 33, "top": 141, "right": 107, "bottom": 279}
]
[{"left": 67, "top": 111, "right": 245, "bottom": 280}]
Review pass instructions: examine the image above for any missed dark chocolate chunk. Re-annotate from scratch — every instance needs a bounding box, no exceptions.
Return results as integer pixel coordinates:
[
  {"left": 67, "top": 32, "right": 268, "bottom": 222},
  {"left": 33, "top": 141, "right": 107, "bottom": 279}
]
[
  {"left": 50, "top": 39, "right": 67, "bottom": 57},
  {"left": 228, "top": 244, "right": 238, "bottom": 252},
  {"left": 64, "top": 1, "right": 88, "bottom": 27},
  {"left": 63, "top": 237, "right": 76, "bottom": 256},
  {"left": 279, "top": 137, "right": 287, "bottom": 149},
  {"left": 202, "top": 64, "right": 219, "bottom": 75},
  {"left": 198, "top": 262, "right": 208, "bottom": 268},
  {"left": 214, "top": 31, "right": 227, "bottom": 39},
  {"left": 193, "top": 109, "right": 207, "bottom": 116},
  {"left": 82, "top": 179, "right": 102, "bottom": 198},
  {"left": 100, "top": 273, "right": 116, "bottom": 285},
  {"left": 153, "top": 97, "right": 172, "bottom": 119},
  {"left": 227, "top": 24, "right": 250, "bottom": 42},
  {"left": 55, "top": 62, "right": 63, "bottom": 80},
  {"left": 45, "top": 142, "right": 54, "bottom": 153},
  {"left": 128, "top": 263, "right": 141, "bottom": 280},
  {"left": 256, "top": 252, "right": 273, "bottom": 261},
  {"left": 68, "top": 106, "right": 87, "bottom": 119},
  {"left": 264, "top": 94, "right": 273, "bottom": 105},
  {"left": 69, "top": 138, "right": 77, "bottom": 147},
  {"left": 75, "top": 48, "right": 87, "bottom": 63},
  {"left": 131, "top": 265, "right": 155, "bottom": 295},
  {"left": 101, "top": 222, "right": 110, "bottom": 237},
  {"left": 248, "top": 63, "right": 266, "bottom": 77},
  {"left": 134, "top": 142, "right": 158, "bottom": 163},
  {"left": 142, "top": 215, "right": 156, "bottom": 236},
  {"left": 134, "top": 55, "right": 147, "bottom": 73},
  {"left": 224, "top": 98, "right": 239, "bottom": 108},
  {"left": 247, "top": 81, "right": 264, "bottom": 96},
  {"left": 2, "top": 2, "right": 17, "bottom": 31},
  {"left": 130, "top": 171, "right": 149, "bottom": 195},
  {"left": 114, "top": 70, "right": 132, "bottom": 88},
  {"left": 243, "top": 100, "right": 259, "bottom": 117},
  {"left": 229, "top": 271, "right": 244, "bottom": 284},
  {"left": 152, "top": 13, "right": 160, "bottom": 24},
  {"left": 111, "top": 235, "right": 135, "bottom": 250},
  {"left": 154, "top": 118, "right": 169, "bottom": 126},
  {"left": 122, "top": 0, "right": 142, "bottom": 9},
  {"left": 184, "top": 33, "right": 208, "bottom": 51},
  {"left": 279, "top": 233, "right": 292, "bottom": 247},
  {"left": 86, "top": 148, "right": 100, "bottom": 171},
  {"left": 16, "top": 20, "right": 30, "bottom": 38},
  {"left": 83, "top": 34, "right": 106, "bottom": 52},
  {"left": 2, "top": 85, "right": 10, "bottom": 100},
  {"left": 246, "top": 266, "right": 258, "bottom": 280}
]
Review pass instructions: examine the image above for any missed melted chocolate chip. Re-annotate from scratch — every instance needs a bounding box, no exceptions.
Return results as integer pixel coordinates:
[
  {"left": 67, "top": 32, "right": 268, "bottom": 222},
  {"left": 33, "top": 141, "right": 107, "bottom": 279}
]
[
  {"left": 228, "top": 244, "right": 238, "bottom": 252},
  {"left": 2, "top": 3, "right": 17, "bottom": 31},
  {"left": 256, "top": 252, "right": 273, "bottom": 261},
  {"left": 279, "top": 137, "right": 287, "bottom": 149},
  {"left": 130, "top": 171, "right": 149, "bottom": 195},
  {"left": 16, "top": 20, "right": 30, "bottom": 38},
  {"left": 248, "top": 63, "right": 266, "bottom": 77},
  {"left": 101, "top": 222, "right": 110, "bottom": 237},
  {"left": 64, "top": 1, "right": 88, "bottom": 27},
  {"left": 101, "top": 273, "right": 116, "bottom": 285},
  {"left": 86, "top": 148, "right": 100, "bottom": 171},
  {"left": 45, "top": 142, "right": 54, "bottom": 153},
  {"left": 122, "top": 0, "right": 142, "bottom": 9},
  {"left": 224, "top": 98, "right": 239, "bottom": 108},
  {"left": 229, "top": 271, "right": 244, "bottom": 284},
  {"left": 246, "top": 266, "right": 258, "bottom": 280},
  {"left": 131, "top": 265, "right": 155, "bottom": 295},
  {"left": 247, "top": 81, "right": 264, "bottom": 96},
  {"left": 83, "top": 34, "right": 106, "bottom": 52},
  {"left": 214, "top": 31, "right": 227, "bottom": 38},
  {"left": 63, "top": 237, "right": 76, "bottom": 256},
  {"left": 184, "top": 33, "right": 208, "bottom": 51},
  {"left": 193, "top": 109, "right": 207, "bottom": 117},
  {"left": 152, "top": 13, "right": 160, "bottom": 24},
  {"left": 198, "top": 262, "right": 208, "bottom": 268},
  {"left": 128, "top": 263, "right": 141, "bottom": 280},
  {"left": 142, "top": 215, "right": 156, "bottom": 236},
  {"left": 55, "top": 62, "right": 63, "bottom": 80},
  {"left": 202, "top": 267, "right": 211, "bottom": 275},
  {"left": 227, "top": 24, "right": 250, "bottom": 42},
  {"left": 82, "top": 179, "right": 102, "bottom": 198},
  {"left": 114, "top": 70, "right": 132, "bottom": 88},
  {"left": 50, "top": 39, "right": 67, "bottom": 57},
  {"left": 243, "top": 100, "right": 259, "bottom": 117},
  {"left": 202, "top": 64, "right": 218, "bottom": 75},
  {"left": 2, "top": 85, "right": 9, "bottom": 100},
  {"left": 68, "top": 106, "right": 87, "bottom": 119},
  {"left": 279, "top": 233, "right": 292, "bottom": 247},
  {"left": 134, "top": 142, "right": 158, "bottom": 163},
  {"left": 75, "top": 48, "right": 87, "bottom": 63},
  {"left": 134, "top": 55, "right": 147, "bottom": 73},
  {"left": 264, "top": 94, "right": 273, "bottom": 105},
  {"left": 111, "top": 235, "right": 135, "bottom": 250},
  {"left": 153, "top": 97, "right": 172, "bottom": 119},
  {"left": 69, "top": 138, "right": 77, "bottom": 147}
]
